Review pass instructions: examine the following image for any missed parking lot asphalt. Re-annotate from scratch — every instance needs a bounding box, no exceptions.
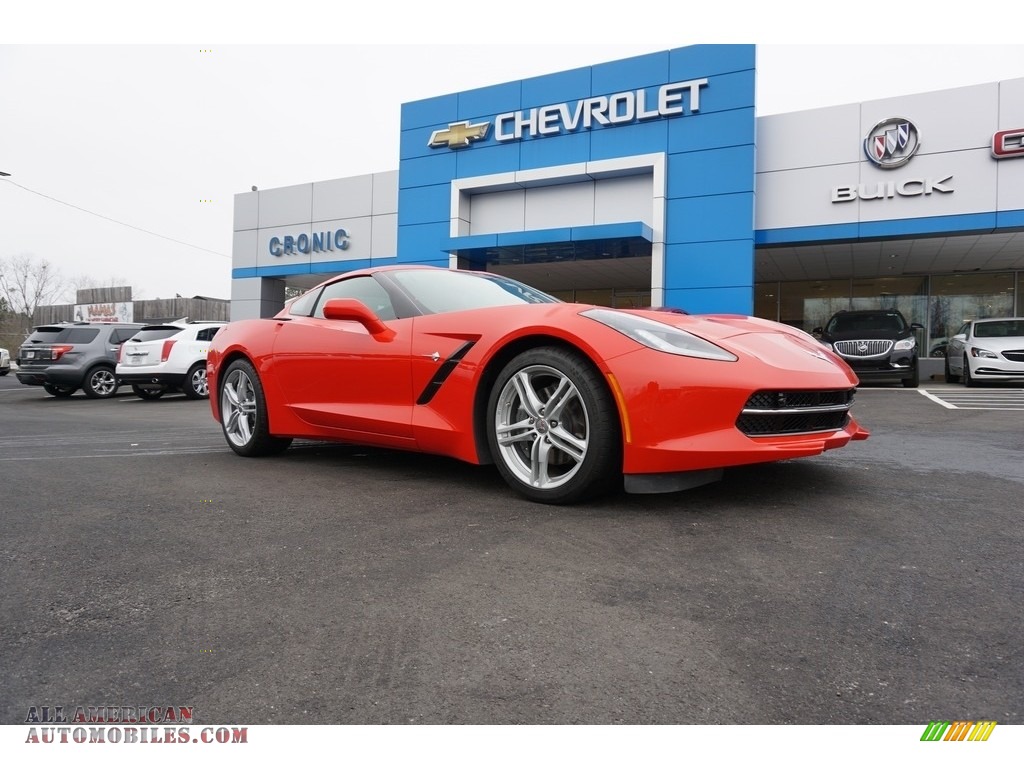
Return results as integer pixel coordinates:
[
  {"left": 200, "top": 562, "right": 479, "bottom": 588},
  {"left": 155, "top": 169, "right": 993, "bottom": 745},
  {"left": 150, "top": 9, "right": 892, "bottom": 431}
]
[{"left": 1, "top": 374, "right": 1021, "bottom": 726}]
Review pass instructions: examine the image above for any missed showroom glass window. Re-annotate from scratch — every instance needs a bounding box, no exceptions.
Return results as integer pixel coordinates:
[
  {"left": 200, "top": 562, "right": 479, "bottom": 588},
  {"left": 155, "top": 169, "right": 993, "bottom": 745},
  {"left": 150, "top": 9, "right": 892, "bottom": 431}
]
[{"left": 928, "top": 273, "right": 1014, "bottom": 357}]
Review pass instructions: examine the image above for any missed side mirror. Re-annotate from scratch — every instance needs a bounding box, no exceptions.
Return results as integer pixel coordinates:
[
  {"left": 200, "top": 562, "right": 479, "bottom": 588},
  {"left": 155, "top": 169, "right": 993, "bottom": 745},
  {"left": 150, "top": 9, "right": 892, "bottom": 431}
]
[
  {"left": 812, "top": 327, "right": 823, "bottom": 335},
  {"left": 321, "top": 298, "right": 393, "bottom": 339},
  {"left": 910, "top": 322, "right": 924, "bottom": 331}
]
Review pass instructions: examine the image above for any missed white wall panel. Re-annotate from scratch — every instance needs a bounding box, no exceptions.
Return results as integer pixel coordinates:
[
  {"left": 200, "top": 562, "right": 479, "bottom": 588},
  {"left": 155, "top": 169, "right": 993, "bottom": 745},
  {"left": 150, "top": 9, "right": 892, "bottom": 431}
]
[
  {"left": 525, "top": 182, "right": 595, "bottom": 230},
  {"left": 594, "top": 175, "right": 653, "bottom": 225},
  {"left": 233, "top": 190, "right": 259, "bottom": 231},
  {"left": 756, "top": 163, "right": 862, "bottom": 229},
  {"left": 371, "top": 213, "right": 398, "bottom": 258},
  {"left": 231, "top": 229, "right": 258, "bottom": 269},
  {"left": 756, "top": 104, "right": 862, "bottom": 173},
  {"left": 470, "top": 189, "right": 525, "bottom": 235},
  {"left": 313, "top": 176, "right": 373, "bottom": 221},
  {"left": 371, "top": 171, "right": 399, "bottom": 215},
  {"left": 256, "top": 183, "right": 313, "bottom": 229}
]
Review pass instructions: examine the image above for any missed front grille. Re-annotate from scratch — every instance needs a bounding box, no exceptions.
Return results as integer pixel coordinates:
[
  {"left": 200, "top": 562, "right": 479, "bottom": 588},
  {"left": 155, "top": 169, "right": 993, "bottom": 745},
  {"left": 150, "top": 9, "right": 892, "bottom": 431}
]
[
  {"left": 833, "top": 339, "right": 893, "bottom": 358},
  {"left": 736, "top": 389, "right": 855, "bottom": 437},
  {"left": 1002, "top": 350, "right": 1024, "bottom": 363}
]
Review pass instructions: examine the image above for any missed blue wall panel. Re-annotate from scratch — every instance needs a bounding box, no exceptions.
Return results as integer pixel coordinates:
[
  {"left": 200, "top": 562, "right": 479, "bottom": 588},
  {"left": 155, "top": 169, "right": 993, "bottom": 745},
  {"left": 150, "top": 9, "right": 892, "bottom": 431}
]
[
  {"left": 670, "top": 44, "right": 755, "bottom": 80},
  {"left": 398, "top": 152, "right": 458, "bottom": 189},
  {"left": 401, "top": 93, "right": 459, "bottom": 131},
  {"left": 592, "top": 51, "right": 670, "bottom": 93},
  {"left": 519, "top": 131, "right": 592, "bottom": 170},
  {"left": 397, "top": 221, "right": 449, "bottom": 264},
  {"left": 667, "top": 145, "right": 756, "bottom": 198},
  {"left": 590, "top": 119, "right": 670, "bottom": 162},
  {"left": 664, "top": 241, "right": 755, "bottom": 291},
  {"left": 664, "top": 286, "right": 754, "bottom": 315},
  {"left": 521, "top": 66, "right": 593, "bottom": 109},
  {"left": 458, "top": 81, "right": 523, "bottom": 118},
  {"left": 397, "top": 185, "right": 449, "bottom": 226},
  {"left": 454, "top": 141, "right": 522, "bottom": 178},
  {"left": 668, "top": 107, "right": 755, "bottom": 153},
  {"left": 665, "top": 193, "right": 755, "bottom": 244}
]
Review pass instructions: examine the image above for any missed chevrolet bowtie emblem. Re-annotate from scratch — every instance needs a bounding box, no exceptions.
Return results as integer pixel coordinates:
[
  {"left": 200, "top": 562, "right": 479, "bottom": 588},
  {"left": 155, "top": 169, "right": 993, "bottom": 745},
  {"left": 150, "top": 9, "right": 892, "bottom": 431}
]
[{"left": 428, "top": 120, "right": 490, "bottom": 149}]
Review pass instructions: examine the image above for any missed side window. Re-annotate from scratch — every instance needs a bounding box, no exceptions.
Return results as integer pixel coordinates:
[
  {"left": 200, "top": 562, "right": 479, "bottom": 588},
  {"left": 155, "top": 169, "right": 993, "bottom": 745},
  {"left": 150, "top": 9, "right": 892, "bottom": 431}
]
[
  {"left": 956, "top": 323, "right": 970, "bottom": 338},
  {"left": 314, "top": 276, "right": 396, "bottom": 321},
  {"left": 287, "top": 288, "right": 321, "bottom": 318},
  {"left": 196, "top": 327, "right": 220, "bottom": 342},
  {"left": 109, "top": 328, "right": 138, "bottom": 345}
]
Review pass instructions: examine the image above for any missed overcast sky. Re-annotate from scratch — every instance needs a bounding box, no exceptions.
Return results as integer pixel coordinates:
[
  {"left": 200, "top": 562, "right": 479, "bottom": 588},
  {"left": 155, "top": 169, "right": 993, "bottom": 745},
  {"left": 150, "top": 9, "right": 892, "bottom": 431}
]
[{"left": 2, "top": 5, "right": 1023, "bottom": 303}]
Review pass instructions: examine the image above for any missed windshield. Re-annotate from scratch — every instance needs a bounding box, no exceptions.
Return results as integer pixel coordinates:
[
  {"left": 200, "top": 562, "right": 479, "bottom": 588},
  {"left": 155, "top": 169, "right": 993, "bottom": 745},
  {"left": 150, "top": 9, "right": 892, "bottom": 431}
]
[
  {"left": 974, "top": 320, "right": 1024, "bottom": 338},
  {"left": 826, "top": 313, "right": 906, "bottom": 334},
  {"left": 389, "top": 269, "right": 560, "bottom": 315}
]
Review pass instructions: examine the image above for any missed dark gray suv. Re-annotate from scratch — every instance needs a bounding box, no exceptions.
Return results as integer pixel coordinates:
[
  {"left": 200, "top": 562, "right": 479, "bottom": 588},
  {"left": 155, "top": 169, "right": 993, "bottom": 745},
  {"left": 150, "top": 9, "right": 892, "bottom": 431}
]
[
  {"left": 16, "top": 322, "right": 144, "bottom": 398},
  {"left": 815, "top": 309, "right": 924, "bottom": 388}
]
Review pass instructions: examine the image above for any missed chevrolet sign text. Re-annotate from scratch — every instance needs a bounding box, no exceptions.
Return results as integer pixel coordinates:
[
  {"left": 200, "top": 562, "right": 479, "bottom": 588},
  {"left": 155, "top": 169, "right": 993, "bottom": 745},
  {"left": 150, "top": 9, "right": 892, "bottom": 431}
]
[{"left": 494, "top": 79, "right": 708, "bottom": 141}]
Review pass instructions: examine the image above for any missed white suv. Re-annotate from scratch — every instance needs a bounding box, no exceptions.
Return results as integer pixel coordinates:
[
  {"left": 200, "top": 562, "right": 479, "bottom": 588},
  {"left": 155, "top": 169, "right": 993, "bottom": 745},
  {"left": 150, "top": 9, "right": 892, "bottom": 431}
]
[{"left": 117, "top": 321, "right": 225, "bottom": 400}]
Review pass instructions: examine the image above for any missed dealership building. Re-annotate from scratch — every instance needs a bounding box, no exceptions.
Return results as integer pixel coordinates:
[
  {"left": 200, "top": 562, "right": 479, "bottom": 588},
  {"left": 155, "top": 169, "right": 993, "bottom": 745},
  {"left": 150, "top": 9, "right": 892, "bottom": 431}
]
[{"left": 231, "top": 44, "right": 1024, "bottom": 363}]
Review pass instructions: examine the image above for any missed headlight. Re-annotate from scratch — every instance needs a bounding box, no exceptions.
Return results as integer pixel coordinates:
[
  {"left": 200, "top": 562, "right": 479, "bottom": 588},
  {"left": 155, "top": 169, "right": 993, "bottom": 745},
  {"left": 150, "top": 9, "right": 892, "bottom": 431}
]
[
  {"left": 581, "top": 308, "right": 737, "bottom": 361},
  {"left": 970, "top": 347, "right": 998, "bottom": 359},
  {"left": 893, "top": 338, "right": 917, "bottom": 351}
]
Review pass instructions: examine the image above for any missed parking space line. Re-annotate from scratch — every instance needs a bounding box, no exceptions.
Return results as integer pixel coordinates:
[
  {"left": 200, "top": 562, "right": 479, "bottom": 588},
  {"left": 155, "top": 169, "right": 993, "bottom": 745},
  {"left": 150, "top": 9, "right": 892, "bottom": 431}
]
[
  {"left": 918, "top": 389, "right": 958, "bottom": 409},
  {"left": 918, "top": 388, "right": 1024, "bottom": 411}
]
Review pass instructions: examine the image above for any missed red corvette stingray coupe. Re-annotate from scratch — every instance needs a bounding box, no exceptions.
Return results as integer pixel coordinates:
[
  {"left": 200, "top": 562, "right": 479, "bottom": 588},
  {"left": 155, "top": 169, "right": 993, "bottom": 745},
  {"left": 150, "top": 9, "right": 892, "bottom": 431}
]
[{"left": 207, "top": 265, "right": 869, "bottom": 504}]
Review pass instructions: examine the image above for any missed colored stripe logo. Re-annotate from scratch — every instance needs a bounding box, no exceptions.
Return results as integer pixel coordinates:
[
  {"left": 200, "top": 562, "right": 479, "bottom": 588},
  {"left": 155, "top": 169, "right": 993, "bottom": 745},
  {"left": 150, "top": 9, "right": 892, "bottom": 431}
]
[{"left": 920, "top": 720, "right": 997, "bottom": 741}]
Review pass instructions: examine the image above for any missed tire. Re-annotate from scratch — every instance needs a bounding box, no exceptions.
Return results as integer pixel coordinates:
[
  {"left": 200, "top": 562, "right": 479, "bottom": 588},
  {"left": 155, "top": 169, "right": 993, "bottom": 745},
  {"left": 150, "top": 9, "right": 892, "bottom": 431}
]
[
  {"left": 43, "top": 383, "right": 76, "bottom": 398},
  {"left": 902, "top": 360, "right": 919, "bottom": 388},
  {"left": 0, "top": 370, "right": 8, "bottom": 376},
  {"left": 486, "top": 346, "right": 621, "bottom": 504},
  {"left": 963, "top": 355, "right": 976, "bottom": 388},
  {"left": 944, "top": 354, "right": 959, "bottom": 384},
  {"left": 182, "top": 362, "right": 210, "bottom": 400},
  {"left": 219, "top": 358, "right": 292, "bottom": 456},
  {"left": 82, "top": 365, "right": 119, "bottom": 398},
  {"left": 131, "top": 384, "right": 165, "bottom": 400}
]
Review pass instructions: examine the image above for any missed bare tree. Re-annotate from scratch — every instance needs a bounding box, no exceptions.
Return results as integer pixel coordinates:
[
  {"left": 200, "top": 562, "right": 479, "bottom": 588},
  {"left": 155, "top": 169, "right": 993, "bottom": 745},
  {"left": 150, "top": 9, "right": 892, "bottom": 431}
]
[{"left": 0, "top": 254, "right": 67, "bottom": 325}]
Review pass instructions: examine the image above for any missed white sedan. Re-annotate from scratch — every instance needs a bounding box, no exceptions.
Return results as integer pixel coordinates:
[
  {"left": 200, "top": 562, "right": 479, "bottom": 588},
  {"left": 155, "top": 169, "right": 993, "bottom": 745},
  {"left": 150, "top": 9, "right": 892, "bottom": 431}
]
[
  {"left": 0, "top": 347, "right": 10, "bottom": 375},
  {"left": 945, "top": 318, "right": 1024, "bottom": 386}
]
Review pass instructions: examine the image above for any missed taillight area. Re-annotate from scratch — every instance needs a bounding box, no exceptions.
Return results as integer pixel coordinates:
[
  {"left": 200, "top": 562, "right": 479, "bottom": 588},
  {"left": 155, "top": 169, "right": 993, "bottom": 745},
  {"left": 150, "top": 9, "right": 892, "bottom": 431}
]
[
  {"left": 51, "top": 345, "right": 74, "bottom": 361},
  {"left": 117, "top": 345, "right": 125, "bottom": 363},
  {"left": 161, "top": 340, "right": 177, "bottom": 362}
]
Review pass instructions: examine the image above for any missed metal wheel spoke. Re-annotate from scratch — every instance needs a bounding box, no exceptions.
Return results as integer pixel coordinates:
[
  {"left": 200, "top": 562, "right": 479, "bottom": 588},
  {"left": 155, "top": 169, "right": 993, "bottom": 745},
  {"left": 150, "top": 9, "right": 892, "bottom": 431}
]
[
  {"left": 496, "top": 418, "right": 535, "bottom": 446},
  {"left": 530, "top": 435, "right": 552, "bottom": 487},
  {"left": 544, "top": 376, "right": 577, "bottom": 419},
  {"left": 224, "top": 381, "right": 240, "bottom": 407},
  {"left": 511, "top": 371, "right": 543, "bottom": 419},
  {"left": 548, "top": 426, "right": 586, "bottom": 463}
]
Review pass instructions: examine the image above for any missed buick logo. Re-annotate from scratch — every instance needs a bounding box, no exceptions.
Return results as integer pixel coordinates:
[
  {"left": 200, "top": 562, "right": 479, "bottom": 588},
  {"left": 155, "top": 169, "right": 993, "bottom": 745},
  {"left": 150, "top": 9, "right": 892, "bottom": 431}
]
[
  {"left": 858, "top": 343, "right": 869, "bottom": 353},
  {"left": 864, "top": 117, "right": 920, "bottom": 169}
]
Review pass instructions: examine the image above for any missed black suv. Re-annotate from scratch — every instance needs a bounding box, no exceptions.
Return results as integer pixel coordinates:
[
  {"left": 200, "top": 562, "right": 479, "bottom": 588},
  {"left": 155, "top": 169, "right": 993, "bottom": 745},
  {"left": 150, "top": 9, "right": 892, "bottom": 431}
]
[
  {"left": 16, "top": 321, "right": 144, "bottom": 398},
  {"left": 815, "top": 309, "right": 924, "bottom": 388}
]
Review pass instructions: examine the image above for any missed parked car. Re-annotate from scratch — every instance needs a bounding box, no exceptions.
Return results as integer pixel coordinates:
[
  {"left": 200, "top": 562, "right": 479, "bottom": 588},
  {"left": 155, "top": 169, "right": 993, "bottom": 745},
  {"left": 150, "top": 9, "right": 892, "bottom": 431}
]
[
  {"left": 944, "top": 317, "right": 1024, "bottom": 386},
  {"left": 15, "top": 321, "right": 144, "bottom": 398},
  {"left": 207, "top": 265, "right": 869, "bottom": 505},
  {"left": 814, "top": 309, "right": 923, "bottom": 388},
  {"left": 0, "top": 347, "right": 10, "bottom": 375},
  {"left": 117, "top": 321, "right": 226, "bottom": 399}
]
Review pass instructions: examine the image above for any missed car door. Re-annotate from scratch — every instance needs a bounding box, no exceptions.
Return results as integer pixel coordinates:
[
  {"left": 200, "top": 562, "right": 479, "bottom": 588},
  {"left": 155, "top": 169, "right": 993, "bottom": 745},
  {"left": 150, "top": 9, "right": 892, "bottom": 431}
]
[{"left": 270, "top": 275, "right": 414, "bottom": 440}]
